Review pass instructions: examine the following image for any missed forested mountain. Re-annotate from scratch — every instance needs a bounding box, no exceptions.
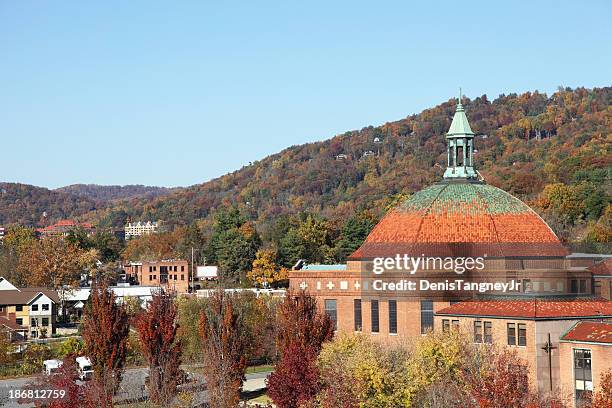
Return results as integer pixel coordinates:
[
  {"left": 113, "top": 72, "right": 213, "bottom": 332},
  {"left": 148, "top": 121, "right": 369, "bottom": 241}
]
[
  {"left": 89, "top": 87, "right": 610, "bottom": 245},
  {"left": 0, "top": 183, "right": 175, "bottom": 226},
  {"left": 55, "top": 184, "right": 175, "bottom": 202},
  {"left": 0, "top": 183, "right": 99, "bottom": 226},
  {"left": 2, "top": 87, "right": 610, "bottom": 250}
]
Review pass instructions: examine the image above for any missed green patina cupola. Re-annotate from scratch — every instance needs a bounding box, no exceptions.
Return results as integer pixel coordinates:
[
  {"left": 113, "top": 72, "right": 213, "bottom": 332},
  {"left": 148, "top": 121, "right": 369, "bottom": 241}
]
[{"left": 443, "top": 90, "right": 478, "bottom": 180}]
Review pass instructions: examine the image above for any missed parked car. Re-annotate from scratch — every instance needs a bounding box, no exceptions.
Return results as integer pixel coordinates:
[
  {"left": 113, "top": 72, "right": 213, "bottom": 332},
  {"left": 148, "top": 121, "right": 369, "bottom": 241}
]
[
  {"left": 76, "top": 356, "right": 93, "bottom": 380},
  {"left": 43, "top": 359, "right": 63, "bottom": 375}
]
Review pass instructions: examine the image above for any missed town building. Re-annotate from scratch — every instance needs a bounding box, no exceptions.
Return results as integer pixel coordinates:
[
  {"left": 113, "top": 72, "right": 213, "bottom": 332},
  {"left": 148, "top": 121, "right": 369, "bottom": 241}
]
[
  {"left": 123, "top": 259, "right": 189, "bottom": 294},
  {"left": 124, "top": 221, "right": 160, "bottom": 239},
  {"left": 36, "top": 219, "right": 95, "bottom": 237},
  {"left": 0, "top": 278, "right": 60, "bottom": 340},
  {"left": 288, "top": 95, "right": 612, "bottom": 405},
  {"left": 559, "top": 321, "right": 612, "bottom": 403},
  {"left": 62, "top": 284, "right": 161, "bottom": 320}
]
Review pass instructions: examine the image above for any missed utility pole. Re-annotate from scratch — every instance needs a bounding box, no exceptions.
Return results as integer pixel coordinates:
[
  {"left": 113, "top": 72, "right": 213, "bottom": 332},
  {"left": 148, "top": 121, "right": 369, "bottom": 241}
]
[
  {"left": 541, "top": 332, "right": 557, "bottom": 391},
  {"left": 191, "top": 247, "right": 195, "bottom": 294}
]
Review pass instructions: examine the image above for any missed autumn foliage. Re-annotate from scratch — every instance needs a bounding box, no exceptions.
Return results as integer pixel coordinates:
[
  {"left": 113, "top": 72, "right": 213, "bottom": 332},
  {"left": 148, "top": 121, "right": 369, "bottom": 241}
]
[
  {"left": 134, "top": 291, "right": 182, "bottom": 406},
  {"left": 268, "top": 291, "right": 334, "bottom": 408},
  {"left": 199, "top": 290, "right": 248, "bottom": 408},
  {"left": 81, "top": 281, "right": 130, "bottom": 405}
]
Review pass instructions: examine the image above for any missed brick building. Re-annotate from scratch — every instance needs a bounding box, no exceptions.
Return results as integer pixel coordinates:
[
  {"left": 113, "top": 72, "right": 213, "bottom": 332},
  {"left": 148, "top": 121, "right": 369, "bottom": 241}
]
[
  {"left": 124, "top": 259, "right": 189, "bottom": 294},
  {"left": 559, "top": 321, "right": 612, "bottom": 405},
  {"left": 36, "top": 219, "right": 95, "bottom": 237},
  {"left": 288, "top": 96, "right": 612, "bottom": 404}
]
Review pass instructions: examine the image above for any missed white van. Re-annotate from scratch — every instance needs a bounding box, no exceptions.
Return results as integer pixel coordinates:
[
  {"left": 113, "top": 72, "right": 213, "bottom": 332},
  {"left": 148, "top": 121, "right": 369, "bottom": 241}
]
[
  {"left": 43, "top": 359, "right": 63, "bottom": 375},
  {"left": 75, "top": 356, "right": 93, "bottom": 380}
]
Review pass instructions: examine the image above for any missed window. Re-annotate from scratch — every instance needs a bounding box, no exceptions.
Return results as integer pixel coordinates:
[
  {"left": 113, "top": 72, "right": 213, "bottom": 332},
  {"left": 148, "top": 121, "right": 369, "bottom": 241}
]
[
  {"left": 42, "top": 318, "right": 49, "bottom": 326},
  {"left": 16, "top": 305, "right": 23, "bottom": 312},
  {"left": 42, "top": 304, "right": 49, "bottom": 311},
  {"left": 181, "top": 266, "right": 185, "bottom": 272},
  {"left": 31, "top": 305, "right": 38, "bottom": 311},
  {"left": 522, "top": 279, "right": 531, "bottom": 292},
  {"left": 484, "top": 322, "right": 493, "bottom": 344},
  {"left": 371, "top": 300, "right": 379, "bottom": 333},
  {"left": 594, "top": 281, "right": 602, "bottom": 296},
  {"left": 452, "top": 320, "right": 460, "bottom": 329},
  {"left": 388, "top": 300, "right": 397, "bottom": 334},
  {"left": 574, "top": 349, "right": 592, "bottom": 403},
  {"left": 181, "top": 274, "right": 185, "bottom": 281},
  {"left": 507, "top": 323, "right": 516, "bottom": 345},
  {"left": 16, "top": 318, "right": 23, "bottom": 325},
  {"left": 31, "top": 330, "right": 37, "bottom": 338},
  {"left": 174, "top": 274, "right": 177, "bottom": 280},
  {"left": 570, "top": 279, "right": 578, "bottom": 293},
  {"left": 442, "top": 319, "right": 450, "bottom": 332},
  {"left": 324, "top": 300, "right": 337, "bottom": 331},
  {"left": 579, "top": 279, "right": 586, "bottom": 293},
  {"left": 149, "top": 266, "right": 153, "bottom": 272},
  {"left": 474, "top": 321, "right": 483, "bottom": 343},
  {"left": 518, "top": 323, "right": 527, "bottom": 346},
  {"left": 354, "top": 299, "right": 362, "bottom": 331},
  {"left": 31, "top": 318, "right": 37, "bottom": 327},
  {"left": 149, "top": 275, "right": 153, "bottom": 281},
  {"left": 420, "top": 300, "right": 433, "bottom": 334}
]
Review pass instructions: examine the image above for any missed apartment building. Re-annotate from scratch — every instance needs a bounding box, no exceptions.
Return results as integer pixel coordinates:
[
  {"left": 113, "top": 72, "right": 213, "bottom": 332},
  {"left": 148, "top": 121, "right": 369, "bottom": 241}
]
[
  {"left": 124, "top": 221, "right": 160, "bottom": 239},
  {"left": 124, "top": 259, "right": 189, "bottom": 294},
  {"left": 0, "top": 278, "right": 59, "bottom": 340}
]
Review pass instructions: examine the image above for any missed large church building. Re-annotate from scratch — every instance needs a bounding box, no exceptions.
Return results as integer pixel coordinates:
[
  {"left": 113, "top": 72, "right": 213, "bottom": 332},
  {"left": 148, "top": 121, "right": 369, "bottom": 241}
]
[{"left": 289, "top": 97, "right": 611, "bottom": 406}]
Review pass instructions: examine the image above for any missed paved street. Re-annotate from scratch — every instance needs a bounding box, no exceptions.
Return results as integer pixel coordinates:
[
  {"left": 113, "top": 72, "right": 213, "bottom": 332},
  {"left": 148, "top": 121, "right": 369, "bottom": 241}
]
[{"left": 0, "top": 367, "right": 271, "bottom": 407}]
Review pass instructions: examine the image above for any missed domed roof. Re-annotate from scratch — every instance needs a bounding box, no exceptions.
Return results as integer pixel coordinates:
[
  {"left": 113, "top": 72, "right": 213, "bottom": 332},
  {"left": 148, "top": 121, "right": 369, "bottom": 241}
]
[{"left": 350, "top": 181, "right": 568, "bottom": 259}]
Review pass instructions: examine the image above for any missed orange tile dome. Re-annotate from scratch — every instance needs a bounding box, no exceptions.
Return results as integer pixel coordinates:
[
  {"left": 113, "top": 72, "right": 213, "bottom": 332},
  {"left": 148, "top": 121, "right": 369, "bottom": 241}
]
[{"left": 350, "top": 180, "right": 568, "bottom": 259}]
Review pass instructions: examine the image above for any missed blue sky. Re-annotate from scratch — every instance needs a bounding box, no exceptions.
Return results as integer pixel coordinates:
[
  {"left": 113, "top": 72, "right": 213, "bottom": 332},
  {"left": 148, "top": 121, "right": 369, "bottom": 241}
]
[{"left": 1, "top": 1, "right": 610, "bottom": 188}]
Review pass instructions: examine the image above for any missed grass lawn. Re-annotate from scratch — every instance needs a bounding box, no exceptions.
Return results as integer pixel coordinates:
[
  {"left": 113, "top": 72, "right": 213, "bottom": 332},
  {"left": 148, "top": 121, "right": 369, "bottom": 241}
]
[{"left": 246, "top": 364, "right": 273, "bottom": 374}]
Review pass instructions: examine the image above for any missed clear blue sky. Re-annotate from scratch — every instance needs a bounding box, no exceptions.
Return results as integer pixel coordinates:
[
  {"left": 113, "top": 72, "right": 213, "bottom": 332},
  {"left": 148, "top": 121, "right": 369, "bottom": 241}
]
[{"left": 1, "top": 1, "right": 610, "bottom": 188}]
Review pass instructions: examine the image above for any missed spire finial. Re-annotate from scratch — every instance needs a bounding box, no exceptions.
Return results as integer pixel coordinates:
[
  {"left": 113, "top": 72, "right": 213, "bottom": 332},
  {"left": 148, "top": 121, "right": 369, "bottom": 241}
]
[{"left": 459, "top": 87, "right": 462, "bottom": 103}]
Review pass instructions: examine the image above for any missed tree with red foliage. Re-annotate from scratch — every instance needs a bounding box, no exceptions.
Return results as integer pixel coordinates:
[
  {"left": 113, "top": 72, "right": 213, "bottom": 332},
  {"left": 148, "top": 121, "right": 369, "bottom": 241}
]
[
  {"left": 134, "top": 290, "right": 182, "bottom": 406},
  {"left": 20, "top": 355, "right": 83, "bottom": 408},
  {"left": 274, "top": 290, "right": 334, "bottom": 356},
  {"left": 267, "top": 291, "right": 334, "bottom": 408},
  {"left": 199, "top": 290, "right": 248, "bottom": 408},
  {"left": 267, "top": 342, "right": 320, "bottom": 408},
  {"left": 591, "top": 369, "right": 612, "bottom": 408},
  {"left": 81, "top": 281, "right": 130, "bottom": 406},
  {"left": 462, "top": 347, "right": 565, "bottom": 408}
]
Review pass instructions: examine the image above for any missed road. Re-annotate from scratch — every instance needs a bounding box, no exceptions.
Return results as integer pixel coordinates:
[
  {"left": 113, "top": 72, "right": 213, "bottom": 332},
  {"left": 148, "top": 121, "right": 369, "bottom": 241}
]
[{"left": 0, "top": 367, "right": 271, "bottom": 407}]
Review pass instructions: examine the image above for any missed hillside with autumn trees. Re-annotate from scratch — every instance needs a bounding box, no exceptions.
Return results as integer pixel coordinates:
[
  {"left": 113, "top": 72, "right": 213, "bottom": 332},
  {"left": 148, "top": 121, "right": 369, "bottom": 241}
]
[
  {"left": 1, "top": 87, "right": 610, "bottom": 269},
  {"left": 91, "top": 87, "right": 610, "bottom": 246}
]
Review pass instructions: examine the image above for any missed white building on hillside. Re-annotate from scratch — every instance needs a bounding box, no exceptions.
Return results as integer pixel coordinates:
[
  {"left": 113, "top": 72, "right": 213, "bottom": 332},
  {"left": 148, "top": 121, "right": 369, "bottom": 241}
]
[{"left": 124, "top": 221, "right": 160, "bottom": 239}]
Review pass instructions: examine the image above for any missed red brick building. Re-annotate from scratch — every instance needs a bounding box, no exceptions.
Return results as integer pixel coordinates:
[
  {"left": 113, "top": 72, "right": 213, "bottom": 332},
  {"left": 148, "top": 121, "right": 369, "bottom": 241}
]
[
  {"left": 36, "top": 219, "right": 95, "bottom": 237},
  {"left": 289, "top": 96, "right": 612, "bottom": 403},
  {"left": 559, "top": 321, "right": 612, "bottom": 406},
  {"left": 124, "top": 260, "right": 189, "bottom": 294}
]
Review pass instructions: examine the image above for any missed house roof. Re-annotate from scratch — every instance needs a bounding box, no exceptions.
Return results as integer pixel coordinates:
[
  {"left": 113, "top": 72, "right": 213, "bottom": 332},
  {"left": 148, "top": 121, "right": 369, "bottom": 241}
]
[
  {"left": 0, "top": 288, "right": 60, "bottom": 305},
  {"left": 301, "top": 264, "right": 347, "bottom": 271},
  {"left": 590, "top": 259, "right": 612, "bottom": 277},
  {"left": 349, "top": 182, "right": 567, "bottom": 260},
  {"left": 435, "top": 297, "right": 612, "bottom": 320},
  {"left": 0, "top": 316, "right": 26, "bottom": 331},
  {"left": 561, "top": 321, "right": 612, "bottom": 344}
]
